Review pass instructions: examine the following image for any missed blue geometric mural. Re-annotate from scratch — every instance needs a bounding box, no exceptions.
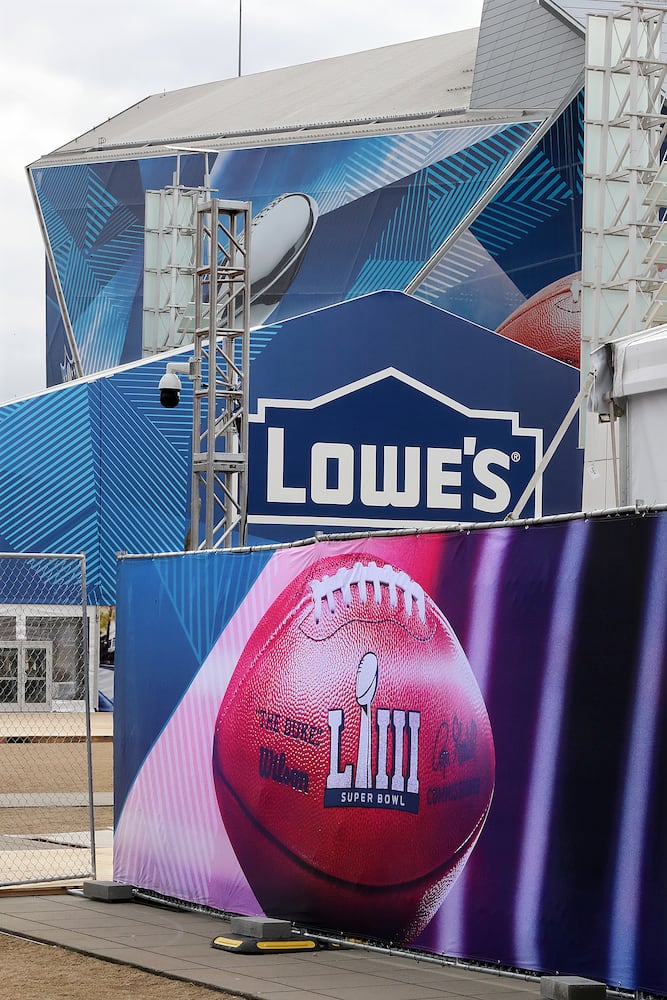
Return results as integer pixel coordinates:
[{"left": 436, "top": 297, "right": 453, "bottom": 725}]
[
  {"left": 0, "top": 357, "right": 192, "bottom": 605},
  {"left": 414, "top": 92, "right": 584, "bottom": 329},
  {"left": 33, "top": 121, "right": 546, "bottom": 384},
  {"left": 0, "top": 293, "right": 583, "bottom": 604}
]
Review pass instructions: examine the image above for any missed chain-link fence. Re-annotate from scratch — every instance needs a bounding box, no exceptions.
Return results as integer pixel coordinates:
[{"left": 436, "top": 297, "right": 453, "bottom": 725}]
[{"left": 0, "top": 553, "right": 96, "bottom": 886}]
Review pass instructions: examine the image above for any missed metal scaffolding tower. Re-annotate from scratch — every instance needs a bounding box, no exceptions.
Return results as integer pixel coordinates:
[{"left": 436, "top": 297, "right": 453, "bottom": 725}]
[
  {"left": 189, "top": 199, "right": 251, "bottom": 550},
  {"left": 581, "top": 1, "right": 667, "bottom": 506},
  {"left": 582, "top": 2, "right": 667, "bottom": 362}
]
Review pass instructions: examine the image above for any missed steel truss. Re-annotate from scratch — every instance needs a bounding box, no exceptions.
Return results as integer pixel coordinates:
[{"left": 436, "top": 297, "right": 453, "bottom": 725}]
[
  {"left": 581, "top": 2, "right": 667, "bottom": 507},
  {"left": 190, "top": 199, "right": 251, "bottom": 550},
  {"left": 582, "top": 2, "right": 667, "bottom": 369}
]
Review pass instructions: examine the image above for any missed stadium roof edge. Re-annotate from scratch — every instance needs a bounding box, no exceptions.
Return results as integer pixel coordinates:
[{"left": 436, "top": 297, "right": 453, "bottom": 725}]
[
  {"left": 27, "top": 27, "right": 552, "bottom": 169},
  {"left": 29, "top": 108, "right": 550, "bottom": 167}
]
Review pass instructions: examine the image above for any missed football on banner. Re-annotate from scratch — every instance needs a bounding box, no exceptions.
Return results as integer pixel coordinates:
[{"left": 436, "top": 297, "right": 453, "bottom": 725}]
[
  {"left": 496, "top": 271, "right": 581, "bottom": 367},
  {"left": 212, "top": 554, "right": 495, "bottom": 943}
]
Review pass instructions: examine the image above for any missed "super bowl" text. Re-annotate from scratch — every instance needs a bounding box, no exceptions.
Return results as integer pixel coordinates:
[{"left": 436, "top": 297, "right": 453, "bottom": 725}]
[{"left": 325, "top": 707, "right": 421, "bottom": 814}]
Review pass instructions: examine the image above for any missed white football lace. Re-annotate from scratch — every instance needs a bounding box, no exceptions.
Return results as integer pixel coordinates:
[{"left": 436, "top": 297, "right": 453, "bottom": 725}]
[{"left": 309, "top": 562, "right": 426, "bottom": 624}]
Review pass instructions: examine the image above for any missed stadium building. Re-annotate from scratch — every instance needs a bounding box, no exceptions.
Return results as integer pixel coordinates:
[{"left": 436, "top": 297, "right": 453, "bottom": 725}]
[
  {"left": 1, "top": 2, "right": 665, "bottom": 696},
  {"left": 1, "top": 5, "right": 666, "bottom": 994}
]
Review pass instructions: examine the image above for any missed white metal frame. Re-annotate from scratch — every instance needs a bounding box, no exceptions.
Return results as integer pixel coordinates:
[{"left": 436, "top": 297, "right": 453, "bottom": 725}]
[
  {"left": 581, "top": 2, "right": 667, "bottom": 507},
  {"left": 141, "top": 154, "right": 214, "bottom": 357},
  {"left": 582, "top": 3, "right": 667, "bottom": 367},
  {"left": 190, "top": 198, "right": 251, "bottom": 549}
]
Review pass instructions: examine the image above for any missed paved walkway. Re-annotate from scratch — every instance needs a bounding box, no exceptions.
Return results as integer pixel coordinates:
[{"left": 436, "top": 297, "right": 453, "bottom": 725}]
[
  {"left": 0, "top": 889, "right": 543, "bottom": 1000},
  {"left": 0, "top": 713, "right": 543, "bottom": 999}
]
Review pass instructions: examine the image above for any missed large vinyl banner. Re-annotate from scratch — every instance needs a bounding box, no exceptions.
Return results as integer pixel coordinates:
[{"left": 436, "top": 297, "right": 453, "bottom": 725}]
[
  {"left": 33, "top": 94, "right": 583, "bottom": 384},
  {"left": 114, "top": 512, "right": 667, "bottom": 995}
]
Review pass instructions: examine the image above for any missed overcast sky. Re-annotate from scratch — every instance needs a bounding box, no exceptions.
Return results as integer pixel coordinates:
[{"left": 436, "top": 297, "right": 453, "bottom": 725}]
[{"left": 0, "top": 0, "right": 484, "bottom": 404}]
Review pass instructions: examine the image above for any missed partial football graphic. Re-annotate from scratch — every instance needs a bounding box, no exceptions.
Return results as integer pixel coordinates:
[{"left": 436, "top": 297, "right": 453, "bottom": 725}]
[
  {"left": 169, "top": 192, "right": 318, "bottom": 346},
  {"left": 496, "top": 271, "right": 582, "bottom": 367},
  {"left": 246, "top": 192, "right": 318, "bottom": 328},
  {"left": 212, "top": 554, "right": 495, "bottom": 943}
]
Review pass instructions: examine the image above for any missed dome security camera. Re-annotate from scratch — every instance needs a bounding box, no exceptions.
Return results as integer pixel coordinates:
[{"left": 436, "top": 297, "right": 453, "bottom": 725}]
[{"left": 159, "top": 370, "right": 182, "bottom": 408}]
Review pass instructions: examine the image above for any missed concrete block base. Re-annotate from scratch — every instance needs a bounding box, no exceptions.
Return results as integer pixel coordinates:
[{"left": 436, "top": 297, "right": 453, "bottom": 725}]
[
  {"left": 82, "top": 881, "right": 134, "bottom": 902},
  {"left": 541, "top": 976, "right": 606, "bottom": 1000},
  {"left": 214, "top": 916, "right": 323, "bottom": 954},
  {"left": 230, "top": 915, "right": 292, "bottom": 940}
]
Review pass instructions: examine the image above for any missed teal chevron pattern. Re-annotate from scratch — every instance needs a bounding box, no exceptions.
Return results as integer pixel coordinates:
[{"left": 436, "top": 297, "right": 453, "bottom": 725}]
[
  {"left": 469, "top": 150, "right": 573, "bottom": 255},
  {"left": 152, "top": 549, "right": 271, "bottom": 665},
  {"left": 345, "top": 123, "right": 537, "bottom": 299},
  {"left": 0, "top": 355, "right": 194, "bottom": 605},
  {"left": 267, "top": 125, "right": 534, "bottom": 217},
  {"left": 36, "top": 163, "right": 145, "bottom": 375},
  {"left": 0, "top": 385, "right": 100, "bottom": 577},
  {"left": 39, "top": 165, "right": 117, "bottom": 251},
  {"left": 470, "top": 95, "right": 583, "bottom": 256},
  {"left": 412, "top": 93, "right": 585, "bottom": 322},
  {"left": 99, "top": 380, "right": 190, "bottom": 598}
]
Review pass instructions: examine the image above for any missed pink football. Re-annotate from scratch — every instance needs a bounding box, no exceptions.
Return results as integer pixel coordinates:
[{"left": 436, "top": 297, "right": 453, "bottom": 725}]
[
  {"left": 212, "top": 554, "right": 495, "bottom": 943},
  {"left": 496, "top": 272, "right": 581, "bottom": 367}
]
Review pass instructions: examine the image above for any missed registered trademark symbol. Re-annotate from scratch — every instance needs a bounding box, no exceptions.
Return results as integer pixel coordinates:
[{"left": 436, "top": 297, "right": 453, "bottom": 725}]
[{"left": 511, "top": 451, "right": 521, "bottom": 463}]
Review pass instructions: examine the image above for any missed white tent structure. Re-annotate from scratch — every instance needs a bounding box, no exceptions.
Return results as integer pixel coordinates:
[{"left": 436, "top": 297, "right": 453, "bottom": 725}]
[{"left": 590, "top": 325, "right": 667, "bottom": 506}]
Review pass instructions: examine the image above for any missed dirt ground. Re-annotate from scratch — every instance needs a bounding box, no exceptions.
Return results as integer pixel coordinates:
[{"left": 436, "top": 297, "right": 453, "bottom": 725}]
[
  {"left": 0, "top": 741, "right": 113, "bottom": 837},
  {"left": 1, "top": 740, "right": 112, "bottom": 793},
  {"left": 0, "top": 933, "right": 237, "bottom": 999},
  {"left": 0, "top": 740, "right": 238, "bottom": 998}
]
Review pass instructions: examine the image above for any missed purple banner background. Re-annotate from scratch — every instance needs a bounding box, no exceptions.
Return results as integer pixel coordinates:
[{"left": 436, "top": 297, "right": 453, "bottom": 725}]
[{"left": 114, "top": 513, "right": 667, "bottom": 995}]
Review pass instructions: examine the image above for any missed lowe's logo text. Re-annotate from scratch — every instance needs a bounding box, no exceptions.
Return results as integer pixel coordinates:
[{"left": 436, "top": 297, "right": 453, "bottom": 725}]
[
  {"left": 268, "top": 431, "right": 517, "bottom": 513},
  {"left": 248, "top": 368, "right": 543, "bottom": 528}
]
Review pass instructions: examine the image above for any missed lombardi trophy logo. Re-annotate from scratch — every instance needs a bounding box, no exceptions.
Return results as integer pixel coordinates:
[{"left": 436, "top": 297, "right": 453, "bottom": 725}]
[
  {"left": 355, "top": 652, "right": 378, "bottom": 788},
  {"left": 325, "top": 653, "right": 421, "bottom": 813}
]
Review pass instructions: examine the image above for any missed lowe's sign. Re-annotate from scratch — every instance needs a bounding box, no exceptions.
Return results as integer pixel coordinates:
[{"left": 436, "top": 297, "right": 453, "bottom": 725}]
[{"left": 248, "top": 368, "right": 543, "bottom": 529}]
